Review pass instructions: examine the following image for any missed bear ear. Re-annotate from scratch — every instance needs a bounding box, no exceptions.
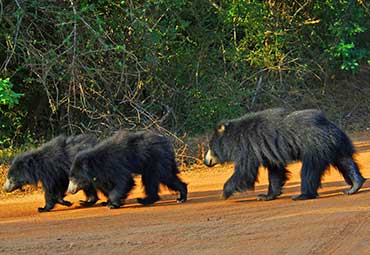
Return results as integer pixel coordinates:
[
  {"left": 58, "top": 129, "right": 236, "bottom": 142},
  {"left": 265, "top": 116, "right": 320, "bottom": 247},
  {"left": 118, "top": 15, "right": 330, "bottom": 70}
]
[{"left": 217, "top": 122, "right": 228, "bottom": 134}]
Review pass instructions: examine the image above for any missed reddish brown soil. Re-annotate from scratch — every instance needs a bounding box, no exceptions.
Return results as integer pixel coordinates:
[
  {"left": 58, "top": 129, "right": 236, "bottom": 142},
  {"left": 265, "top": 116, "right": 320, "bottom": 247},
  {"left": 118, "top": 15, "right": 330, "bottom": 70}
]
[{"left": 2, "top": 138, "right": 370, "bottom": 255}]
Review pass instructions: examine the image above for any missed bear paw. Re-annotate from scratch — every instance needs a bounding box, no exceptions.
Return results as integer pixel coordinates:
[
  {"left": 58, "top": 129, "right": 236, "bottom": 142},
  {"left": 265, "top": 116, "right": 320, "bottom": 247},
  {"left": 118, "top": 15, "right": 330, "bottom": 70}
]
[
  {"left": 222, "top": 190, "right": 233, "bottom": 200},
  {"left": 292, "top": 194, "right": 317, "bottom": 200},
  {"left": 107, "top": 203, "right": 121, "bottom": 209},
  {"left": 137, "top": 196, "right": 160, "bottom": 206},
  {"left": 176, "top": 198, "right": 187, "bottom": 203},
  {"left": 343, "top": 179, "right": 366, "bottom": 195},
  {"left": 58, "top": 199, "right": 72, "bottom": 207},
  {"left": 256, "top": 194, "right": 277, "bottom": 201},
  {"left": 79, "top": 200, "right": 97, "bottom": 207},
  {"left": 38, "top": 207, "right": 51, "bottom": 213},
  {"left": 100, "top": 201, "right": 109, "bottom": 206}
]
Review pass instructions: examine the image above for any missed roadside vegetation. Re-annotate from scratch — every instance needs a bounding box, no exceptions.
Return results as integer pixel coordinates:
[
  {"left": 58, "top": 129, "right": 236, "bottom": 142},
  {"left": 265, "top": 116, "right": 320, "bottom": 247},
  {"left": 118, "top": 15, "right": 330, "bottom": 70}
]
[{"left": 1, "top": 0, "right": 369, "bottom": 170}]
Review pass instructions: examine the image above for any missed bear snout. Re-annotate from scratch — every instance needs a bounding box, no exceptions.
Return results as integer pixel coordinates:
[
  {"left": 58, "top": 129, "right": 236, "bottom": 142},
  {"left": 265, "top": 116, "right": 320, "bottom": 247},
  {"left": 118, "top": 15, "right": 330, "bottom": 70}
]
[
  {"left": 67, "top": 180, "right": 80, "bottom": 194},
  {"left": 3, "top": 178, "right": 16, "bottom": 193},
  {"left": 204, "top": 149, "right": 220, "bottom": 167}
]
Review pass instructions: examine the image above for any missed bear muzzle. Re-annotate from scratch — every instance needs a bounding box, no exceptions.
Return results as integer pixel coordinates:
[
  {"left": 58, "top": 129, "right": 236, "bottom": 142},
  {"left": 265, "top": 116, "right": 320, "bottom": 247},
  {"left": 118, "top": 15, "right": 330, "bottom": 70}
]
[
  {"left": 67, "top": 180, "right": 80, "bottom": 194},
  {"left": 3, "top": 178, "right": 17, "bottom": 193},
  {"left": 204, "top": 149, "right": 220, "bottom": 167}
]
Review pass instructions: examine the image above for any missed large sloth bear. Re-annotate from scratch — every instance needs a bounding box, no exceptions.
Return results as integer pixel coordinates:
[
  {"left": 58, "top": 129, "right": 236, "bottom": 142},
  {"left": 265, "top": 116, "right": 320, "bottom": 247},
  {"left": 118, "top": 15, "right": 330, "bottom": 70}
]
[
  {"left": 204, "top": 108, "right": 366, "bottom": 201},
  {"left": 3, "top": 135, "right": 99, "bottom": 212},
  {"left": 67, "top": 130, "right": 188, "bottom": 209}
]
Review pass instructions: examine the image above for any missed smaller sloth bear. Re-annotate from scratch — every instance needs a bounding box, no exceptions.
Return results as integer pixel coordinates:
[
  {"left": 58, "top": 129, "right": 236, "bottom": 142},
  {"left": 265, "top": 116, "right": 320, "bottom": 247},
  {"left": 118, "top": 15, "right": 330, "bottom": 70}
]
[
  {"left": 3, "top": 135, "right": 99, "bottom": 212},
  {"left": 204, "top": 108, "right": 366, "bottom": 201},
  {"left": 68, "top": 130, "right": 188, "bottom": 209}
]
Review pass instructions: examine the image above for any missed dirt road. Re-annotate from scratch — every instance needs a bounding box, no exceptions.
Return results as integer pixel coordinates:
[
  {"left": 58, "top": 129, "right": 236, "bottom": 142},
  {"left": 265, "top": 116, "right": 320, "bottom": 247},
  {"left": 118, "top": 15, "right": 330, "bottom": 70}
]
[{"left": 1, "top": 138, "right": 370, "bottom": 255}]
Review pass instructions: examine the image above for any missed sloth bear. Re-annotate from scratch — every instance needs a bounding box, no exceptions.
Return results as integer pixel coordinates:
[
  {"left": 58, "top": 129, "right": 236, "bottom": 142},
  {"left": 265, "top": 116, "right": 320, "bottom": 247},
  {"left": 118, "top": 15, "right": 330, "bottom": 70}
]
[
  {"left": 67, "top": 130, "right": 188, "bottom": 209},
  {"left": 204, "top": 108, "right": 365, "bottom": 201},
  {"left": 3, "top": 135, "right": 99, "bottom": 212}
]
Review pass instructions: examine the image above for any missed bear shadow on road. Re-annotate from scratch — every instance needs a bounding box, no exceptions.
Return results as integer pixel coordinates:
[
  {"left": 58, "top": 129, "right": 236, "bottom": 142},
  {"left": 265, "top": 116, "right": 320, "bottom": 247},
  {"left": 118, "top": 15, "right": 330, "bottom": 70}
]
[
  {"left": 55, "top": 179, "right": 370, "bottom": 212},
  {"left": 231, "top": 179, "right": 370, "bottom": 203},
  {"left": 128, "top": 179, "right": 370, "bottom": 206}
]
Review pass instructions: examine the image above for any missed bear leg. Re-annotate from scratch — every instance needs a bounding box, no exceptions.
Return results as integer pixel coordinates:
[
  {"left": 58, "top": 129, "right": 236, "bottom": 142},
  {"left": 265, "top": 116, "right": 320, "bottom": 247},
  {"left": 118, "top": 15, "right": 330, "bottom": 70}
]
[
  {"left": 106, "top": 177, "right": 135, "bottom": 209},
  {"left": 223, "top": 171, "right": 243, "bottom": 199},
  {"left": 175, "top": 180, "right": 188, "bottom": 203},
  {"left": 161, "top": 174, "right": 188, "bottom": 203},
  {"left": 122, "top": 177, "right": 136, "bottom": 200},
  {"left": 334, "top": 159, "right": 353, "bottom": 186},
  {"left": 80, "top": 185, "right": 99, "bottom": 207},
  {"left": 336, "top": 157, "right": 366, "bottom": 195},
  {"left": 137, "top": 173, "right": 160, "bottom": 205},
  {"left": 56, "top": 189, "right": 72, "bottom": 207},
  {"left": 107, "top": 188, "right": 125, "bottom": 209},
  {"left": 223, "top": 160, "right": 259, "bottom": 199},
  {"left": 38, "top": 192, "right": 57, "bottom": 212},
  {"left": 292, "top": 156, "right": 327, "bottom": 201},
  {"left": 57, "top": 198, "right": 73, "bottom": 207},
  {"left": 257, "top": 165, "right": 289, "bottom": 201}
]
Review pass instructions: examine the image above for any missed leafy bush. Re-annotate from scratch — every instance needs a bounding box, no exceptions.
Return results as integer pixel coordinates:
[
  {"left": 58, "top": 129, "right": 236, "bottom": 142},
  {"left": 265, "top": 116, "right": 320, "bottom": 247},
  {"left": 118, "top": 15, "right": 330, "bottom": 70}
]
[
  {"left": 0, "top": 78, "right": 24, "bottom": 148},
  {"left": 0, "top": 78, "right": 22, "bottom": 108}
]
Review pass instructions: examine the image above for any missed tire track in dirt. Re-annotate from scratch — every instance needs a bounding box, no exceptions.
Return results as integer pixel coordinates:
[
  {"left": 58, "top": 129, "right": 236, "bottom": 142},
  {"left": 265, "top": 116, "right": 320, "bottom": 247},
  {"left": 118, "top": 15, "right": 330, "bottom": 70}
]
[{"left": 307, "top": 206, "right": 370, "bottom": 255}]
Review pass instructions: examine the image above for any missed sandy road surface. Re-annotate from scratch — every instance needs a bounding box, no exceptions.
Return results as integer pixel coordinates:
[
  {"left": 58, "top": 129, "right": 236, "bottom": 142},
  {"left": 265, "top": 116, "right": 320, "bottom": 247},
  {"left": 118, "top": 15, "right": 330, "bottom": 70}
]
[{"left": 1, "top": 138, "right": 370, "bottom": 255}]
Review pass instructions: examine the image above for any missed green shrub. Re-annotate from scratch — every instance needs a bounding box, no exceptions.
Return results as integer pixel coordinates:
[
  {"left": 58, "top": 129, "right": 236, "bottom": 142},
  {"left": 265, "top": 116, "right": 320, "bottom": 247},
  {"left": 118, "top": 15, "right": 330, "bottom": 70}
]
[
  {"left": 0, "top": 78, "right": 23, "bottom": 108},
  {"left": 0, "top": 78, "right": 24, "bottom": 148}
]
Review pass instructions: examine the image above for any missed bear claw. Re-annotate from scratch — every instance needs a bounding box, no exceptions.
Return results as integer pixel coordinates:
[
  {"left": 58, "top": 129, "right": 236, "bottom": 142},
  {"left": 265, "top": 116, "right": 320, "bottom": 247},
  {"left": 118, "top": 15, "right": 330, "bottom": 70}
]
[
  {"left": 256, "top": 194, "right": 277, "bottom": 201},
  {"left": 176, "top": 198, "right": 187, "bottom": 203},
  {"left": 343, "top": 179, "right": 366, "bottom": 195},
  {"left": 137, "top": 197, "right": 160, "bottom": 205},
  {"left": 38, "top": 207, "right": 51, "bottom": 213},
  {"left": 292, "top": 194, "right": 317, "bottom": 200},
  {"left": 107, "top": 203, "right": 121, "bottom": 209},
  {"left": 58, "top": 200, "right": 72, "bottom": 207},
  {"left": 222, "top": 190, "right": 233, "bottom": 200},
  {"left": 100, "top": 201, "right": 108, "bottom": 206},
  {"left": 79, "top": 200, "right": 97, "bottom": 207}
]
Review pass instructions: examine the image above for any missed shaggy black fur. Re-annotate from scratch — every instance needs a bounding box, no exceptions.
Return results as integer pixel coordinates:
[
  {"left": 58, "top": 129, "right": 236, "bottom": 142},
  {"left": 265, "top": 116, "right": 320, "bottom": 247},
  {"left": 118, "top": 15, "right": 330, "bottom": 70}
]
[
  {"left": 68, "top": 130, "right": 188, "bottom": 209},
  {"left": 3, "top": 135, "right": 99, "bottom": 212},
  {"left": 204, "top": 108, "right": 366, "bottom": 200}
]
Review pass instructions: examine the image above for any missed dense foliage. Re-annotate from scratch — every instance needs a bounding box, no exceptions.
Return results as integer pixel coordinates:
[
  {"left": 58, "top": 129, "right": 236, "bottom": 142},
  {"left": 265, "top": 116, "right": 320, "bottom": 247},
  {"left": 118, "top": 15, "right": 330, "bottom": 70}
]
[
  {"left": 0, "top": 0, "right": 369, "bottom": 147},
  {"left": 0, "top": 78, "right": 23, "bottom": 146}
]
